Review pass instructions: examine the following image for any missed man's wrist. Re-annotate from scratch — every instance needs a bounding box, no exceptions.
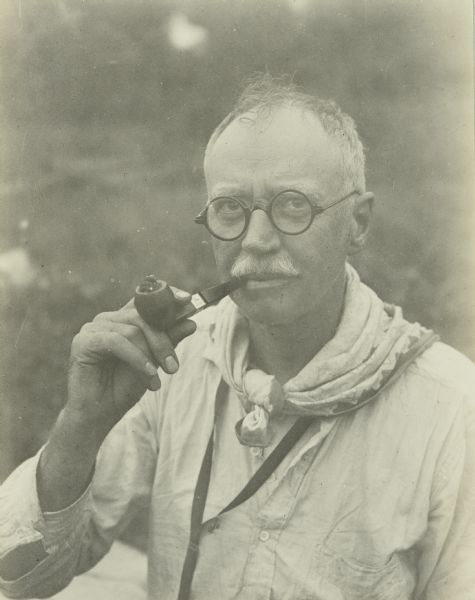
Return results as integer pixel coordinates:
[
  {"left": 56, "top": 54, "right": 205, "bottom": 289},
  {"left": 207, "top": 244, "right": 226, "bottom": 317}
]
[
  {"left": 60, "top": 403, "right": 115, "bottom": 444},
  {"left": 36, "top": 406, "right": 108, "bottom": 512}
]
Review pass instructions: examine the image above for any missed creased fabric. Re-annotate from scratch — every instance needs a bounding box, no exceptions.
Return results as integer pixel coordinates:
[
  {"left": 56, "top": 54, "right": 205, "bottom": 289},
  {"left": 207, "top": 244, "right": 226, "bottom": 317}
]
[
  {"left": 206, "top": 263, "right": 437, "bottom": 446},
  {"left": 1, "top": 309, "right": 474, "bottom": 599}
]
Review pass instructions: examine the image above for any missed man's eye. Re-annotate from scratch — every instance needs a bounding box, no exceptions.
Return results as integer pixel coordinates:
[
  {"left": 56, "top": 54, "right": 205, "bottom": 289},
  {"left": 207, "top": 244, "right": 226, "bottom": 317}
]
[
  {"left": 214, "top": 199, "right": 239, "bottom": 212},
  {"left": 285, "top": 197, "right": 307, "bottom": 210},
  {"left": 277, "top": 194, "right": 309, "bottom": 212},
  {"left": 208, "top": 198, "right": 244, "bottom": 225}
]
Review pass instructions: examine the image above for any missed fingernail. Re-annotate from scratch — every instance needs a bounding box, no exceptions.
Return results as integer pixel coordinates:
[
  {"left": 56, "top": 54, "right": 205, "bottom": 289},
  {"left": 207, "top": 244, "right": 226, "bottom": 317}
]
[
  {"left": 175, "top": 290, "right": 190, "bottom": 300},
  {"left": 145, "top": 362, "right": 157, "bottom": 377},
  {"left": 165, "top": 355, "right": 179, "bottom": 373},
  {"left": 149, "top": 374, "right": 161, "bottom": 391},
  {"left": 186, "top": 320, "right": 197, "bottom": 333}
]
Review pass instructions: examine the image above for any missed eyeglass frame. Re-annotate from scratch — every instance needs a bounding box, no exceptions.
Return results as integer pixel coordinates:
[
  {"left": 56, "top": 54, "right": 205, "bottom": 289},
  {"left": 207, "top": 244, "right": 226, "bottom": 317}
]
[{"left": 194, "top": 188, "right": 359, "bottom": 241}]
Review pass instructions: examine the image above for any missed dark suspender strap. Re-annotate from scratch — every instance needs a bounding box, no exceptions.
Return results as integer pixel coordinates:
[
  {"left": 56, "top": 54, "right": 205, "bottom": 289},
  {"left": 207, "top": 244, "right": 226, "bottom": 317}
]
[
  {"left": 177, "top": 332, "right": 438, "bottom": 599},
  {"left": 218, "top": 416, "right": 317, "bottom": 516},
  {"left": 176, "top": 431, "right": 214, "bottom": 600},
  {"left": 177, "top": 408, "right": 316, "bottom": 600}
]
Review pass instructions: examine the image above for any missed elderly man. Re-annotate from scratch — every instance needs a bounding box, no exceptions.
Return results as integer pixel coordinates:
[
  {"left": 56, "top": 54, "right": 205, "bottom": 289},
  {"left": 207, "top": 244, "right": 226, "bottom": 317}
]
[{"left": 1, "top": 76, "right": 474, "bottom": 600}]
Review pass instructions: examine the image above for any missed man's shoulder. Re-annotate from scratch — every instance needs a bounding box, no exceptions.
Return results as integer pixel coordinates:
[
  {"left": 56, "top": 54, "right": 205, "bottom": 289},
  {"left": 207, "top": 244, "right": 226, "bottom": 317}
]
[
  {"left": 398, "top": 340, "right": 475, "bottom": 425},
  {"left": 366, "top": 341, "right": 475, "bottom": 461},
  {"left": 410, "top": 341, "right": 475, "bottom": 397}
]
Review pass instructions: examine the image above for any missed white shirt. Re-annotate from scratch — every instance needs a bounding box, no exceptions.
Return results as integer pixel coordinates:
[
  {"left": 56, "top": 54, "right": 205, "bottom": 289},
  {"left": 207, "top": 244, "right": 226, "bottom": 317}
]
[{"left": 1, "top": 308, "right": 474, "bottom": 599}]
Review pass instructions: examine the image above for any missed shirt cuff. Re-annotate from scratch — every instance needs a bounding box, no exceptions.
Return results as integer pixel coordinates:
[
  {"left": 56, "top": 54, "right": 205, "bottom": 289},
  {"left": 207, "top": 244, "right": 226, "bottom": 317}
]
[
  {"left": 41, "top": 476, "right": 92, "bottom": 552},
  {"left": 0, "top": 448, "right": 92, "bottom": 559}
]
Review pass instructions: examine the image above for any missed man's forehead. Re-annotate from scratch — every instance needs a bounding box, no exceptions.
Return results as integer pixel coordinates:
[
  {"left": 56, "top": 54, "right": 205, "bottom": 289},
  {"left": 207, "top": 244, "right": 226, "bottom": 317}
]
[
  {"left": 210, "top": 105, "right": 328, "bottom": 153},
  {"left": 205, "top": 105, "right": 342, "bottom": 188}
]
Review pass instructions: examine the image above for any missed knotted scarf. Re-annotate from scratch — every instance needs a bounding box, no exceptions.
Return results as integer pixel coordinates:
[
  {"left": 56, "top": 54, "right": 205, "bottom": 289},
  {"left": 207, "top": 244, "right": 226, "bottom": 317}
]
[{"left": 205, "top": 264, "right": 438, "bottom": 447}]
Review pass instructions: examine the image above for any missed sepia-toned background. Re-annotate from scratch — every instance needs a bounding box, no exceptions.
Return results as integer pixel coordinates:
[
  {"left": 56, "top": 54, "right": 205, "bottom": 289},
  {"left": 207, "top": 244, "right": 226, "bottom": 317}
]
[{"left": 0, "top": 0, "right": 473, "bottom": 521}]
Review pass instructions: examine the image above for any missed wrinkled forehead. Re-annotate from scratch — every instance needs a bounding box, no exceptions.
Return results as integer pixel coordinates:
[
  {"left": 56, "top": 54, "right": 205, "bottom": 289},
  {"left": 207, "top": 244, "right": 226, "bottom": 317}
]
[{"left": 204, "top": 105, "right": 343, "bottom": 193}]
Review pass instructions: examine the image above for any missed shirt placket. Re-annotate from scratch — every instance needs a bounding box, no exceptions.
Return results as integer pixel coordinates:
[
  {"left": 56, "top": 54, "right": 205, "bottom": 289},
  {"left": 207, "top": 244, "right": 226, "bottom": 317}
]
[{"left": 238, "top": 422, "right": 335, "bottom": 599}]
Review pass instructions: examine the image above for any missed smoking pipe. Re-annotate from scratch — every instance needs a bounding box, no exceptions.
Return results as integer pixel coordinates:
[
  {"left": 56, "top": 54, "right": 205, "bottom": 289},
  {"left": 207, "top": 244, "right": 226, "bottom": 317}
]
[{"left": 134, "top": 275, "right": 241, "bottom": 330}]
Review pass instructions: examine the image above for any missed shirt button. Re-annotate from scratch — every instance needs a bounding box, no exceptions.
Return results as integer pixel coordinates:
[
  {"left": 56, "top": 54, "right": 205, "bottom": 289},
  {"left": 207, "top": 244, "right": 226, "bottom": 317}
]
[
  {"left": 259, "top": 530, "right": 270, "bottom": 542},
  {"left": 251, "top": 447, "right": 263, "bottom": 458}
]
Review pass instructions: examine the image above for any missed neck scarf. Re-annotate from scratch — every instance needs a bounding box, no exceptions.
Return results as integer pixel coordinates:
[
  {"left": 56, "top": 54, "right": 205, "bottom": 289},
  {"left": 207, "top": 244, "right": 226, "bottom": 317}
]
[{"left": 204, "top": 264, "right": 438, "bottom": 447}]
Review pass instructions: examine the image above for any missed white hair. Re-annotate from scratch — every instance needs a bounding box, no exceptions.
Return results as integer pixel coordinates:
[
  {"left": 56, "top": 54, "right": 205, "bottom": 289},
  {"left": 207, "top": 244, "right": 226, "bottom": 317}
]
[{"left": 204, "top": 73, "right": 366, "bottom": 194}]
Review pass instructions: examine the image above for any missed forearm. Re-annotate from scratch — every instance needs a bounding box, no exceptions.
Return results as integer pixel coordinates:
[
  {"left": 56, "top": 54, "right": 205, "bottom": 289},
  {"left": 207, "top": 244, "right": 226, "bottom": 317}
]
[
  {"left": 0, "top": 439, "right": 95, "bottom": 588},
  {"left": 0, "top": 411, "right": 110, "bottom": 582},
  {"left": 0, "top": 384, "right": 159, "bottom": 597},
  {"left": 37, "top": 407, "right": 111, "bottom": 512}
]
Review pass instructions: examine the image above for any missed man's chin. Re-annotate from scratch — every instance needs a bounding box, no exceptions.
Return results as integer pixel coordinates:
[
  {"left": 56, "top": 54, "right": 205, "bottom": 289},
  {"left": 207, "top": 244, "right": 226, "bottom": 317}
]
[{"left": 230, "top": 288, "right": 298, "bottom": 326}]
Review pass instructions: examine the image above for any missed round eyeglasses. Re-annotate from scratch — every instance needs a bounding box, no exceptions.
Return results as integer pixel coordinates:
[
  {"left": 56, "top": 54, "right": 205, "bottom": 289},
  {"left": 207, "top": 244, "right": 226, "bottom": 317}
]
[{"left": 194, "top": 188, "right": 358, "bottom": 241}]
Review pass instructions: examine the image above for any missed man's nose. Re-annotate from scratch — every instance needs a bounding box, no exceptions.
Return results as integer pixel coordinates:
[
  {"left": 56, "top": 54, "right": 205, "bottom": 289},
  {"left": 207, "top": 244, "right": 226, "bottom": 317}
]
[{"left": 241, "top": 209, "right": 281, "bottom": 254}]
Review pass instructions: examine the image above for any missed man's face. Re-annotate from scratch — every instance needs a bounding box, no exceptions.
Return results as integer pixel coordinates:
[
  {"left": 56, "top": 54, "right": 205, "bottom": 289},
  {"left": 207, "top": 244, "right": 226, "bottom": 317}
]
[{"left": 204, "top": 105, "right": 355, "bottom": 326}]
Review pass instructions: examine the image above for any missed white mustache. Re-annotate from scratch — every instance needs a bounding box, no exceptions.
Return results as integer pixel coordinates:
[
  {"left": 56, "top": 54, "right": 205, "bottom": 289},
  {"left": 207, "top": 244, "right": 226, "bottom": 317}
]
[{"left": 230, "top": 253, "right": 299, "bottom": 279}]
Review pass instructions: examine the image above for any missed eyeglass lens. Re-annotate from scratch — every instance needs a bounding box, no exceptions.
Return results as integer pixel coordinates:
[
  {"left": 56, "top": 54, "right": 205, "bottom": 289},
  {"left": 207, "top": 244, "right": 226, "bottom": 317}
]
[
  {"left": 207, "top": 197, "right": 246, "bottom": 239},
  {"left": 207, "top": 190, "right": 313, "bottom": 239}
]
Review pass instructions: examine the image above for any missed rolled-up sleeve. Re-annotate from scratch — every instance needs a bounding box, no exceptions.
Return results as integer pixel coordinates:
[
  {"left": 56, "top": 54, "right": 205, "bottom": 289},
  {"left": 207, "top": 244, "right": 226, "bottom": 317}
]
[{"left": 0, "top": 392, "right": 159, "bottom": 599}]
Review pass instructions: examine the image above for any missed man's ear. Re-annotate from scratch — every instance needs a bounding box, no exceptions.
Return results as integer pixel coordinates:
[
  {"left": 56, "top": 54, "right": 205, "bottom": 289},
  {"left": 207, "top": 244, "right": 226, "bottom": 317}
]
[{"left": 347, "top": 192, "right": 374, "bottom": 255}]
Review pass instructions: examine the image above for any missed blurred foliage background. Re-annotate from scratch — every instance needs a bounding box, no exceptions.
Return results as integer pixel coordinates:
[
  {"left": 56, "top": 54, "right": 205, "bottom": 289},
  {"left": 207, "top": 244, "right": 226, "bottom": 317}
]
[{"left": 0, "top": 0, "right": 473, "bottom": 490}]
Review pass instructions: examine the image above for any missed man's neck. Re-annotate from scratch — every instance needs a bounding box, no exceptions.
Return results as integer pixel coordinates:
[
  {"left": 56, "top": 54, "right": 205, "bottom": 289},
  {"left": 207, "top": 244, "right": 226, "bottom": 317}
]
[{"left": 248, "top": 274, "right": 347, "bottom": 385}]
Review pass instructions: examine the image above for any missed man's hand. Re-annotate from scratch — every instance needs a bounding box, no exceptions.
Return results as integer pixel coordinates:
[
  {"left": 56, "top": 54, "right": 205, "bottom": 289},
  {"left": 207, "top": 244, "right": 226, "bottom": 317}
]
[
  {"left": 37, "top": 287, "right": 196, "bottom": 512},
  {"left": 67, "top": 287, "right": 196, "bottom": 432}
]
